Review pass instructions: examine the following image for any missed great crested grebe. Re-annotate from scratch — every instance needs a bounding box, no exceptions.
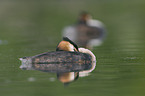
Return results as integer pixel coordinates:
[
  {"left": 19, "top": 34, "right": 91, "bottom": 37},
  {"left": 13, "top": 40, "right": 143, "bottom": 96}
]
[
  {"left": 56, "top": 37, "right": 96, "bottom": 84},
  {"left": 19, "top": 37, "right": 96, "bottom": 85},
  {"left": 62, "top": 11, "right": 106, "bottom": 49}
]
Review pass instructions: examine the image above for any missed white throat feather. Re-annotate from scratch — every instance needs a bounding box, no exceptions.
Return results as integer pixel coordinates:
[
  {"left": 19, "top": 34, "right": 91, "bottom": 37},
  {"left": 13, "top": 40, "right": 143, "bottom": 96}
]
[{"left": 78, "top": 48, "right": 96, "bottom": 77}]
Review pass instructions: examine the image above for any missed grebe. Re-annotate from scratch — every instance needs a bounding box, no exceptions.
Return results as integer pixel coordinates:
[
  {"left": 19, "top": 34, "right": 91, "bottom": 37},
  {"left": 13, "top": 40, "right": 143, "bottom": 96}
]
[
  {"left": 19, "top": 37, "right": 96, "bottom": 84},
  {"left": 62, "top": 11, "right": 106, "bottom": 49}
]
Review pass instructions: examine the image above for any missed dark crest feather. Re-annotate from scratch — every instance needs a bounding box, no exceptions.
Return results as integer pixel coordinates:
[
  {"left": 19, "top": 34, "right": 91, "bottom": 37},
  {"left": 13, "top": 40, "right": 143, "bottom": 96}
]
[{"left": 63, "top": 37, "right": 79, "bottom": 51}]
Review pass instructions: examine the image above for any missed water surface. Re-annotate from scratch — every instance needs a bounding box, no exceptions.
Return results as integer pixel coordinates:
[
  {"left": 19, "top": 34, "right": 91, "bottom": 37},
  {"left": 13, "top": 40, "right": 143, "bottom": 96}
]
[{"left": 0, "top": 0, "right": 145, "bottom": 96}]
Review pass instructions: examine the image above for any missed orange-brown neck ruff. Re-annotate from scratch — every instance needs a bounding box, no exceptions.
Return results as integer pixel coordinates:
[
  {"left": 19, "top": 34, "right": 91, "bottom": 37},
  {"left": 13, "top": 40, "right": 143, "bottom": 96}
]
[
  {"left": 62, "top": 37, "right": 79, "bottom": 51},
  {"left": 56, "top": 41, "right": 74, "bottom": 51}
]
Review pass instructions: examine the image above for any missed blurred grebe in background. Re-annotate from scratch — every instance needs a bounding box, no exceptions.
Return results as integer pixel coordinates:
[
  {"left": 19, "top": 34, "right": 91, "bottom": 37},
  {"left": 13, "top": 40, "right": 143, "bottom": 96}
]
[{"left": 62, "top": 11, "right": 107, "bottom": 49}]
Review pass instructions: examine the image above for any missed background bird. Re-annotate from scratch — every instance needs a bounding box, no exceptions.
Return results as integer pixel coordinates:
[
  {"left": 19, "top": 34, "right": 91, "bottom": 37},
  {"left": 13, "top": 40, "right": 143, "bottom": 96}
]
[{"left": 62, "top": 11, "right": 107, "bottom": 49}]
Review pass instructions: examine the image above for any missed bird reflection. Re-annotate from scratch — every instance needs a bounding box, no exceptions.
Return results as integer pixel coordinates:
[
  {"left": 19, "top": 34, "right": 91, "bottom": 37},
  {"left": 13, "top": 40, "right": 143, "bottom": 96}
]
[
  {"left": 19, "top": 37, "right": 96, "bottom": 85},
  {"left": 62, "top": 11, "right": 107, "bottom": 49},
  {"left": 57, "top": 72, "right": 79, "bottom": 85}
]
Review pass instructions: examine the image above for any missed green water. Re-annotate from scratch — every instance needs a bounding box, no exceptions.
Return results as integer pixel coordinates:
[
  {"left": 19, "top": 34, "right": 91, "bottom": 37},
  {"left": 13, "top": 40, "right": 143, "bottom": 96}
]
[{"left": 0, "top": 0, "right": 145, "bottom": 96}]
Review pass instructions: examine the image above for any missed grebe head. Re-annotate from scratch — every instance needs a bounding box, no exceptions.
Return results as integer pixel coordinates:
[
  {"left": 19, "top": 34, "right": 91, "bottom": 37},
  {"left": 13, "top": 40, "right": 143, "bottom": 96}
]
[
  {"left": 56, "top": 37, "right": 79, "bottom": 51},
  {"left": 78, "top": 11, "right": 92, "bottom": 24}
]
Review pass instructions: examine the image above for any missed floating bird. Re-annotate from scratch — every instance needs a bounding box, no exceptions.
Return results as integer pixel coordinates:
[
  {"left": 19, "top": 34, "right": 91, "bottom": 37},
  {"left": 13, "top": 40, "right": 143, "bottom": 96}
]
[
  {"left": 19, "top": 37, "right": 96, "bottom": 85},
  {"left": 62, "top": 11, "right": 106, "bottom": 49}
]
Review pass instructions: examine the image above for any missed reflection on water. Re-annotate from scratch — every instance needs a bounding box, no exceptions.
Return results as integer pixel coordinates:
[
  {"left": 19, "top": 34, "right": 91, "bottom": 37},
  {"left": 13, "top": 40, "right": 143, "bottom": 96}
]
[
  {"left": 0, "top": 40, "right": 8, "bottom": 45},
  {"left": 57, "top": 72, "right": 79, "bottom": 85},
  {"left": 1, "top": 0, "right": 145, "bottom": 95},
  {"left": 19, "top": 51, "right": 96, "bottom": 85},
  {"left": 27, "top": 77, "right": 36, "bottom": 82}
]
